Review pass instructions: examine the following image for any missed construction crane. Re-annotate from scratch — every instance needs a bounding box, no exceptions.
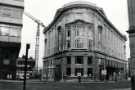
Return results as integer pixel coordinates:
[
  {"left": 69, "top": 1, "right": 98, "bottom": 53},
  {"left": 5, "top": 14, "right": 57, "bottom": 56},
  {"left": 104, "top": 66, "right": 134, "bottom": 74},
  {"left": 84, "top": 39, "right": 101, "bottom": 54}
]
[{"left": 24, "top": 12, "right": 45, "bottom": 72}]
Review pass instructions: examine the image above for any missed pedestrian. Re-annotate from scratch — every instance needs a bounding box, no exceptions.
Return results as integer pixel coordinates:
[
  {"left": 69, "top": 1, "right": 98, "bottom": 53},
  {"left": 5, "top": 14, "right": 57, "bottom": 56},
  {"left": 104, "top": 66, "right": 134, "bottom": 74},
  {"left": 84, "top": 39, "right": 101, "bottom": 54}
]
[
  {"left": 77, "top": 73, "right": 81, "bottom": 83},
  {"left": 101, "top": 69, "right": 107, "bottom": 81},
  {"left": 78, "top": 76, "right": 81, "bottom": 83},
  {"left": 113, "top": 72, "right": 117, "bottom": 81}
]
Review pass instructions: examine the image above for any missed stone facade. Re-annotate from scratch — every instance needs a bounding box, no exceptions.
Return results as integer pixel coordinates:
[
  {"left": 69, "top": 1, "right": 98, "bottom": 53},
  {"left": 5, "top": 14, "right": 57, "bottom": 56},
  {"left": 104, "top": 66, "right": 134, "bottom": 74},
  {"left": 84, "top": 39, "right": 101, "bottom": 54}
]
[
  {"left": 43, "top": 1, "right": 127, "bottom": 81},
  {"left": 0, "top": 0, "right": 24, "bottom": 79}
]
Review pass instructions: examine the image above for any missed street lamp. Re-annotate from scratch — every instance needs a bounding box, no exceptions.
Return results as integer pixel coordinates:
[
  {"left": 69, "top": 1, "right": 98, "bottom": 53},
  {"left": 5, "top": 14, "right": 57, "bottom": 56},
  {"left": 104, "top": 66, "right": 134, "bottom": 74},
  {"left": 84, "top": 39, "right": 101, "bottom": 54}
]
[
  {"left": 23, "top": 44, "right": 30, "bottom": 90},
  {"left": 61, "top": 58, "right": 64, "bottom": 82}
]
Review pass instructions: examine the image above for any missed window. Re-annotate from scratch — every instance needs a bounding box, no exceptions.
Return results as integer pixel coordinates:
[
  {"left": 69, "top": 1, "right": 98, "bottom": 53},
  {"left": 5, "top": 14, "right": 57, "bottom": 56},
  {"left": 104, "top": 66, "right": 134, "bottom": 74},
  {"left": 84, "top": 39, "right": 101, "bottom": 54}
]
[
  {"left": 75, "top": 68, "right": 83, "bottom": 76},
  {"left": 87, "top": 25, "right": 94, "bottom": 42},
  {"left": 65, "top": 25, "right": 71, "bottom": 37},
  {"left": 67, "top": 30, "right": 71, "bottom": 37},
  {"left": 75, "top": 39, "right": 83, "bottom": 48},
  {"left": 67, "top": 56, "right": 71, "bottom": 64},
  {"left": 57, "top": 26, "right": 62, "bottom": 32},
  {"left": 74, "top": 25, "right": 80, "bottom": 36},
  {"left": 66, "top": 68, "right": 71, "bottom": 76},
  {"left": 73, "top": 24, "right": 84, "bottom": 36},
  {"left": 0, "top": 27, "right": 9, "bottom": 36},
  {"left": 67, "top": 40, "right": 71, "bottom": 48},
  {"left": 88, "top": 39, "right": 92, "bottom": 49},
  {"left": 76, "top": 29, "right": 80, "bottom": 36},
  {"left": 75, "top": 56, "right": 83, "bottom": 64},
  {"left": 57, "top": 26, "right": 62, "bottom": 51},
  {"left": 45, "top": 39, "right": 47, "bottom": 45},
  {"left": 10, "top": 28, "right": 19, "bottom": 37},
  {"left": 87, "top": 56, "right": 93, "bottom": 65},
  {"left": 98, "top": 25, "right": 102, "bottom": 48},
  {"left": 87, "top": 68, "right": 93, "bottom": 76},
  {"left": 98, "top": 26, "right": 102, "bottom": 41}
]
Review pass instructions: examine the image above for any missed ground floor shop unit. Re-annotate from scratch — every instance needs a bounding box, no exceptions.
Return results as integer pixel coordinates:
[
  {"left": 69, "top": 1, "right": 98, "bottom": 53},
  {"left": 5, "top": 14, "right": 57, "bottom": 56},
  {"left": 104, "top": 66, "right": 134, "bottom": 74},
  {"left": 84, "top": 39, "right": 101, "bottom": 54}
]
[
  {"left": 0, "top": 42, "right": 20, "bottom": 79},
  {"left": 43, "top": 50, "right": 127, "bottom": 81}
]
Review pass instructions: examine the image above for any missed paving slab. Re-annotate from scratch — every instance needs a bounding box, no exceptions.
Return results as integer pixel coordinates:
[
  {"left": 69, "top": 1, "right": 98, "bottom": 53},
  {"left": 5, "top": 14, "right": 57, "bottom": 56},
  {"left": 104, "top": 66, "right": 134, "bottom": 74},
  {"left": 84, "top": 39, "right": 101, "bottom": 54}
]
[{"left": 111, "top": 88, "right": 131, "bottom": 90}]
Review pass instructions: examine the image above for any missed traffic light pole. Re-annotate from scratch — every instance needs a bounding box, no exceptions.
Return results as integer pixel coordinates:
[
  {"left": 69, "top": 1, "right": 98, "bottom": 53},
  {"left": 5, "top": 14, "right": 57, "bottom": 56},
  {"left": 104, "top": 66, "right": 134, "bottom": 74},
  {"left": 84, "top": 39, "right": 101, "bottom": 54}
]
[{"left": 23, "top": 44, "right": 30, "bottom": 90}]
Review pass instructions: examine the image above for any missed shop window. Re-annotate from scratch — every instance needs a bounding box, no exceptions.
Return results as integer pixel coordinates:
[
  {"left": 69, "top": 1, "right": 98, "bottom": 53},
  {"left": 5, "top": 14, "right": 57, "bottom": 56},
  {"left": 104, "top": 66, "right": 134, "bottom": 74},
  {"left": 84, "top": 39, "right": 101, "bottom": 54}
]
[
  {"left": 67, "top": 56, "right": 71, "bottom": 64},
  {"left": 75, "top": 56, "right": 83, "bottom": 64},
  {"left": 87, "top": 68, "right": 93, "bottom": 76},
  {"left": 75, "top": 68, "right": 83, "bottom": 76},
  {"left": 66, "top": 68, "right": 71, "bottom": 76}
]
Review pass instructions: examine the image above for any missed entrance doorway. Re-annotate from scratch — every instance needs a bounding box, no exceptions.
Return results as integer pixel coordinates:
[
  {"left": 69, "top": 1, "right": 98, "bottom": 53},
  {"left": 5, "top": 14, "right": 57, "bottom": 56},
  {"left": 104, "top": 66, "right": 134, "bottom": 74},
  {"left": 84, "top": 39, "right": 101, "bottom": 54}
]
[{"left": 54, "top": 65, "right": 62, "bottom": 81}]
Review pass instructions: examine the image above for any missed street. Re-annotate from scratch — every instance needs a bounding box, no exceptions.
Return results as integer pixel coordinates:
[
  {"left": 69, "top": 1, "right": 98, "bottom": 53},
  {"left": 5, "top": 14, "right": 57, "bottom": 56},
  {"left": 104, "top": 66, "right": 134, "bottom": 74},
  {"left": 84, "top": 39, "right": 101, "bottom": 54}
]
[{"left": 0, "top": 80, "right": 131, "bottom": 90}]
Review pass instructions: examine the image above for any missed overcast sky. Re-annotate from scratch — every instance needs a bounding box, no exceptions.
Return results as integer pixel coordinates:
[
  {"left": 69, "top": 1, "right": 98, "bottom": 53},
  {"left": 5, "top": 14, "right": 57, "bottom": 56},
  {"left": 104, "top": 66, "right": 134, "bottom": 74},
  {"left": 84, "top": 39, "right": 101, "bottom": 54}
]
[{"left": 19, "top": 0, "right": 129, "bottom": 68}]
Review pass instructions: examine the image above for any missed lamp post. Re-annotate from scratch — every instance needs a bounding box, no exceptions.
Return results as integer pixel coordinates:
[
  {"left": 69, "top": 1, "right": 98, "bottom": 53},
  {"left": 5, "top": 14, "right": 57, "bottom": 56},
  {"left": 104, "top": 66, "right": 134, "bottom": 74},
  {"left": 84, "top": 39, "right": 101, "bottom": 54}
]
[
  {"left": 61, "top": 58, "right": 64, "bottom": 82},
  {"left": 23, "top": 44, "right": 30, "bottom": 90}
]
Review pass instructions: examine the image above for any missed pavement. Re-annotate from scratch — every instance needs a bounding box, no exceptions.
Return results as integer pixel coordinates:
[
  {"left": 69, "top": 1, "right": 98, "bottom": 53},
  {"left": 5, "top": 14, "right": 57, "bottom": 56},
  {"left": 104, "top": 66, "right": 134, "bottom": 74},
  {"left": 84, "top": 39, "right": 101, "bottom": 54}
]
[
  {"left": 0, "top": 79, "right": 121, "bottom": 84},
  {"left": 0, "top": 79, "right": 131, "bottom": 90},
  {"left": 111, "top": 88, "right": 131, "bottom": 90}
]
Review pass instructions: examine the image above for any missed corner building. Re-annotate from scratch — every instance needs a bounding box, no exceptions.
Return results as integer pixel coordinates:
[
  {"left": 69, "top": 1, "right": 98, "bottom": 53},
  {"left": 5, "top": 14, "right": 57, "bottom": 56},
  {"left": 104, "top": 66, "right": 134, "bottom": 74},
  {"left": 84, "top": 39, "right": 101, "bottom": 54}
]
[
  {"left": 0, "top": 0, "right": 24, "bottom": 79},
  {"left": 43, "top": 1, "right": 127, "bottom": 81}
]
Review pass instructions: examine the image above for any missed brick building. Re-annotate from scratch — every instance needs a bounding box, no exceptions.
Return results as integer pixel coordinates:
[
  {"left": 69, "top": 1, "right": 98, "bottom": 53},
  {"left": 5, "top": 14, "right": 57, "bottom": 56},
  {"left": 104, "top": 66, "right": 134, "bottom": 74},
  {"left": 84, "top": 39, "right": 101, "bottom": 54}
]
[
  {"left": 43, "top": 1, "right": 127, "bottom": 81},
  {"left": 0, "top": 0, "right": 24, "bottom": 79}
]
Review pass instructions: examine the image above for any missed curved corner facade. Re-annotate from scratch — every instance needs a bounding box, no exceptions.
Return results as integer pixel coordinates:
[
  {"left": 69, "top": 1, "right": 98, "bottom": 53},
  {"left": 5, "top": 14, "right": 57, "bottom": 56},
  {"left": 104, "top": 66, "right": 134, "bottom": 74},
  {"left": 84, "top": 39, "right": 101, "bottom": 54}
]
[
  {"left": 0, "top": 0, "right": 24, "bottom": 79},
  {"left": 43, "top": 2, "right": 127, "bottom": 81}
]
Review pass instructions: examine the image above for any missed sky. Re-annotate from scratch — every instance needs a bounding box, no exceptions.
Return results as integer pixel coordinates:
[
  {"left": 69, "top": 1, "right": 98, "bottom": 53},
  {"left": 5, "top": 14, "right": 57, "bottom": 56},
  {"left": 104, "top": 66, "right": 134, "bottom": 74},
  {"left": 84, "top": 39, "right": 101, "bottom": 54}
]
[{"left": 19, "top": 0, "right": 130, "bottom": 68}]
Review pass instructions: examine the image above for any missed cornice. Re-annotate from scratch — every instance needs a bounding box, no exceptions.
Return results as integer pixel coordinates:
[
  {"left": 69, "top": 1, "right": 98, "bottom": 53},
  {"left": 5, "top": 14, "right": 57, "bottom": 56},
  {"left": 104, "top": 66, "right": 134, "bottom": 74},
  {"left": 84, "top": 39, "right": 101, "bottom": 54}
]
[{"left": 44, "top": 2, "right": 126, "bottom": 41}]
